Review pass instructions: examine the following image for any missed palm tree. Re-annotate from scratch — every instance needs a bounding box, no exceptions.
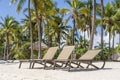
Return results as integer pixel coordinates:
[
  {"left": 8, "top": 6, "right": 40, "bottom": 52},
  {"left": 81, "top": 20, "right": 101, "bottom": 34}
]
[
  {"left": 60, "top": 0, "right": 84, "bottom": 45},
  {"left": 104, "top": 2, "right": 116, "bottom": 59},
  {"left": 28, "top": 0, "right": 33, "bottom": 59},
  {"left": 0, "top": 16, "right": 19, "bottom": 60},
  {"left": 89, "top": 0, "right": 96, "bottom": 50},
  {"left": 100, "top": 0, "right": 104, "bottom": 60},
  {"left": 112, "top": 0, "right": 120, "bottom": 9},
  {"left": 0, "top": 29, "right": 5, "bottom": 59},
  {"left": 112, "top": 0, "right": 120, "bottom": 45},
  {"left": 10, "top": 27, "right": 26, "bottom": 59},
  {"left": 10, "top": 0, "right": 34, "bottom": 59},
  {"left": 31, "top": 0, "right": 57, "bottom": 59},
  {"left": 32, "top": 0, "right": 42, "bottom": 59},
  {"left": 84, "top": 0, "right": 93, "bottom": 36},
  {"left": 111, "top": 1, "right": 120, "bottom": 54},
  {"left": 44, "top": 15, "right": 70, "bottom": 48}
]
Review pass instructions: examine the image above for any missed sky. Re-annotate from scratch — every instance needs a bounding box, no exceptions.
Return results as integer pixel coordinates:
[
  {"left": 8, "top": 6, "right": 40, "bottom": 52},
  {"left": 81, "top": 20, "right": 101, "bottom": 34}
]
[
  {"left": 0, "top": 0, "right": 113, "bottom": 22},
  {"left": 0, "top": 0, "right": 117, "bottom": 47},
  {"left": 0, "top": 0, "right": 27, "bottom": 22}
]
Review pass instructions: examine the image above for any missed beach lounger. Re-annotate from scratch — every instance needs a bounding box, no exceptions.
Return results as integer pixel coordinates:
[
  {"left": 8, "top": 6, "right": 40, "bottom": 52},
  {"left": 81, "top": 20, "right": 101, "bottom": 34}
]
[
  {"left": 32, "top": 46, "right": 75, "bottom": 69},
  {"left": 19, "top": 46, "right": 58, "bottom": 68},
  {"left": 51, "top": 46, "right": 75, "bottom": 70},
  {"left": 68, "top": 50, "right": 105, "bottom": 71}
]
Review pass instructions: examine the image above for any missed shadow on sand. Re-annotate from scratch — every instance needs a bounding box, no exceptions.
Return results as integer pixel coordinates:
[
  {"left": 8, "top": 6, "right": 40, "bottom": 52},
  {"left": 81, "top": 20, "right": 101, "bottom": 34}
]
[{"left": 63, "top": 68, "right": 113, "bottom": 72}]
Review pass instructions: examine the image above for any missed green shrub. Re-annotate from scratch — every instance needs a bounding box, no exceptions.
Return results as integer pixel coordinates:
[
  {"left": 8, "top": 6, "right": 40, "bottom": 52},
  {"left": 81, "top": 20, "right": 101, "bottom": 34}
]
[{"left": 115, "top": 44, "right": 120, "bottom": 53}]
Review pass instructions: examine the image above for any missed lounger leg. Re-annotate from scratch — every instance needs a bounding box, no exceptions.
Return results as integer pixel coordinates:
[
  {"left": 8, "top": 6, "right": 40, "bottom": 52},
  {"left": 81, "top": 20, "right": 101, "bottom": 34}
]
[
  {"left": 64, "top": 62, "right": 67, "bottom": 67},
  {"left": 77, "top": 62, "right": 84, "bottom": 68},
  {"left": 53, "top": 61, "right": 56, "bottom": 70},
  {"left": 86, "top": 64, "right": 90, "bottom": 68},
  {"left": 76, "top": 61, "right": 79, "bottom": 68},
  {"left": 64, "top": 61, "right": 70, "bottom": 68},
  {"left": 19, "top": 61, "right": 22, "bottom": 69},
  {"left": 44, "top": 61, "right": 47, "bottom": 69},
  {"left": 29, "top": 61, "right": 33, "bottom": 69},
  {"left": 90, "top": 63, "right": 99, "bottom": 69},
  {"left": 101, "top": 60, "right": 105, "bottom": 69},
  {"left": 88, "top": 60, "right": 105, "bottom": 69},
  {"left": 32, "top": 61, "right": 35, "bottom": 69},
  {"left": 84, "top": 60, "right": 105, "bottom": 69},
  {"left": 60, "top": 63, "right": 64, "bottom": 67},
  {"left": 87, "top": 61, "right": 93, "bottom": 68},
  {"left": 50, "top": 64, "right": 53, "bottom": 67},
  {"left": 87, "top": 61, "right": 99, "bottom": 69},
  {"left": 68, "top": 61, "right": 71, "bottom": 71}
]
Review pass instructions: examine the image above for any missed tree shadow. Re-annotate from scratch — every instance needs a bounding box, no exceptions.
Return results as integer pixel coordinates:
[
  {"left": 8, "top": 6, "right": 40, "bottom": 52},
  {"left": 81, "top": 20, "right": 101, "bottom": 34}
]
[{"left": 62, "top": 68, "right": 113, "bottom": 72}]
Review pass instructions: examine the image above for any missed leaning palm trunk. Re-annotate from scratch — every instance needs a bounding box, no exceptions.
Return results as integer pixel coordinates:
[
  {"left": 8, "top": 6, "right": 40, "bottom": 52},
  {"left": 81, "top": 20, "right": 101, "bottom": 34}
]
[
  {"left": 89, "top": 0, "right": 96, "bottom": 50},
  {"left": 34, "top": 0, "right": 42, "bottom": 59},
  {"left": 28, "top": 0, "right": 33, "bottom": 59},
  {"left": 88, "top": 0, "right": 93, "bottom": 36},
  {"left": 100, "top": 0, "right": 104, "bottom": 60}
]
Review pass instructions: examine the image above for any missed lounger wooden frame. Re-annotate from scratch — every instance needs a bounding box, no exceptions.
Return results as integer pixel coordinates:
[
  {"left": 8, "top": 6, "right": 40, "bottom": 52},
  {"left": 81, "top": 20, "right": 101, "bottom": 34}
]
[
  {"left": 52, "top": 46, "right": 75, "bottom": 70},
  {"left": 31, "top": 46, "right": 75, "bottom": 69},
  {"left": 68, "top": 50, "right": 105, "bottom": 71},
  {"left": 19, "top": 46, "right": 58, "bottom": 69}
]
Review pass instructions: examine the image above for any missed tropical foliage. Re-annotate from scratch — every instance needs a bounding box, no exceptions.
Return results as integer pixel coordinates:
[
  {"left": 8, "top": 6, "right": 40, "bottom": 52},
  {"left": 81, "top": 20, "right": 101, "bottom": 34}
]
[{"left": 0, "top": 0, "right": 120, "bottom": 61}]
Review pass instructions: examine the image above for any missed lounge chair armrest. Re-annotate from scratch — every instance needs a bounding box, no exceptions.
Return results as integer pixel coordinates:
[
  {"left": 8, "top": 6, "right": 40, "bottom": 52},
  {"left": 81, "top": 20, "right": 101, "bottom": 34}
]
[
  {"left": 19, "top": 59, "right": 30, "bottom": 62},
  {"left": 69, "top": 59, "right": 78, "bottom": 61},
  {"left": 54, "top": 59, "right": 70, "bottom": 62},
  {"left": 44, "top": 59, "right": 53, "bottom": 61},
  {"left": 31, "top": 59, "right": 44, "bottom": 62}
]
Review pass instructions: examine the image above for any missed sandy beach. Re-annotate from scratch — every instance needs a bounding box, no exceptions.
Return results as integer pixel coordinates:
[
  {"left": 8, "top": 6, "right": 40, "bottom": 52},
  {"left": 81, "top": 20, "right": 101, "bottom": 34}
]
[{"left": 0, "top": 60, "right": 120, "bottom": 80}]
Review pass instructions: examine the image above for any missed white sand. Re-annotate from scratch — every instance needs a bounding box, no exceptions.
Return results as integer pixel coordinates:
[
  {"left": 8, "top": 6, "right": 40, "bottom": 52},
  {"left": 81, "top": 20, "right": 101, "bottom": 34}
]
[{"left": 0, "top": 60, "right": 120, "bottom": 80}]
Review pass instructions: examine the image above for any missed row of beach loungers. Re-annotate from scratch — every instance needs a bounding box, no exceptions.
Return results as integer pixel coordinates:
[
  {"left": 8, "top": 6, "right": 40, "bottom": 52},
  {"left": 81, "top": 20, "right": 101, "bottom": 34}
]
[{"left": 19, "top": 46, "right": 105, "bottom": 71}]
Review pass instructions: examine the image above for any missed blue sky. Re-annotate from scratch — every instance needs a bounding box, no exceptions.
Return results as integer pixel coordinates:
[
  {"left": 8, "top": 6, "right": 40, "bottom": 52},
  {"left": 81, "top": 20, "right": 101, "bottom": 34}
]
[
  {"left": 0, "top": 0, "right": 113, "bottom": 22},
  {"left": 0, "top": 0, "right": 27, "bottom": 22}
]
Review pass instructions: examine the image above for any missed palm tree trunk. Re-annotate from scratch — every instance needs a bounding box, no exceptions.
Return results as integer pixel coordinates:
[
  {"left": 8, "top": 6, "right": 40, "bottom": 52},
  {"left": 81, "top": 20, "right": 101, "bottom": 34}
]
[
  {"left": 112, "top": 34, "right": 115, "bottom": 54},
  {"left": 108, "top": 27, "right": 111, "bottom": 60},
  {"left": 72, "top": 18, "right": 75, "bottom": 45},
  {"left": 34, "top": 0, "right": 42, "bottom": 59},
  {"left": 84, "top": 31, "right": 86, "bottom": 47},
  {"left": 88, "top": 0, "right": 92, "bottom": 36},
  {"left": 28, "top": 0, "right": 33, "bottom": 59},
  {"left": 89, "top": 20, "right": 92, "bottom": 36},
  {"left": 4, "top": 46, "right": 6, "bottom": 60},
  {"left": 112, "top": 32, "right": 115, "bottom": 59},
  {"left": 6, "top": 33, "right": 9, "bottom": 60},
  {"left": 100, "top": 0, "right": 104, "bottom": 60},
  {"left": 48, "top": 26, "right": 50, "bottom": 47},
  {"left": 58, "top": 31, "right": 61, "bottom": 48},
  {"left": 49, "top": 35, "right": 52, "bottom": 47},
  {"left": 48, "top": 26, "right": 52, "bottom": 47},
  {"left": 4, "top": 44, "right": 7, "bottom": 60},
  {"left": 89, "top": 0, "right": 96, "bottom": 50}
]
